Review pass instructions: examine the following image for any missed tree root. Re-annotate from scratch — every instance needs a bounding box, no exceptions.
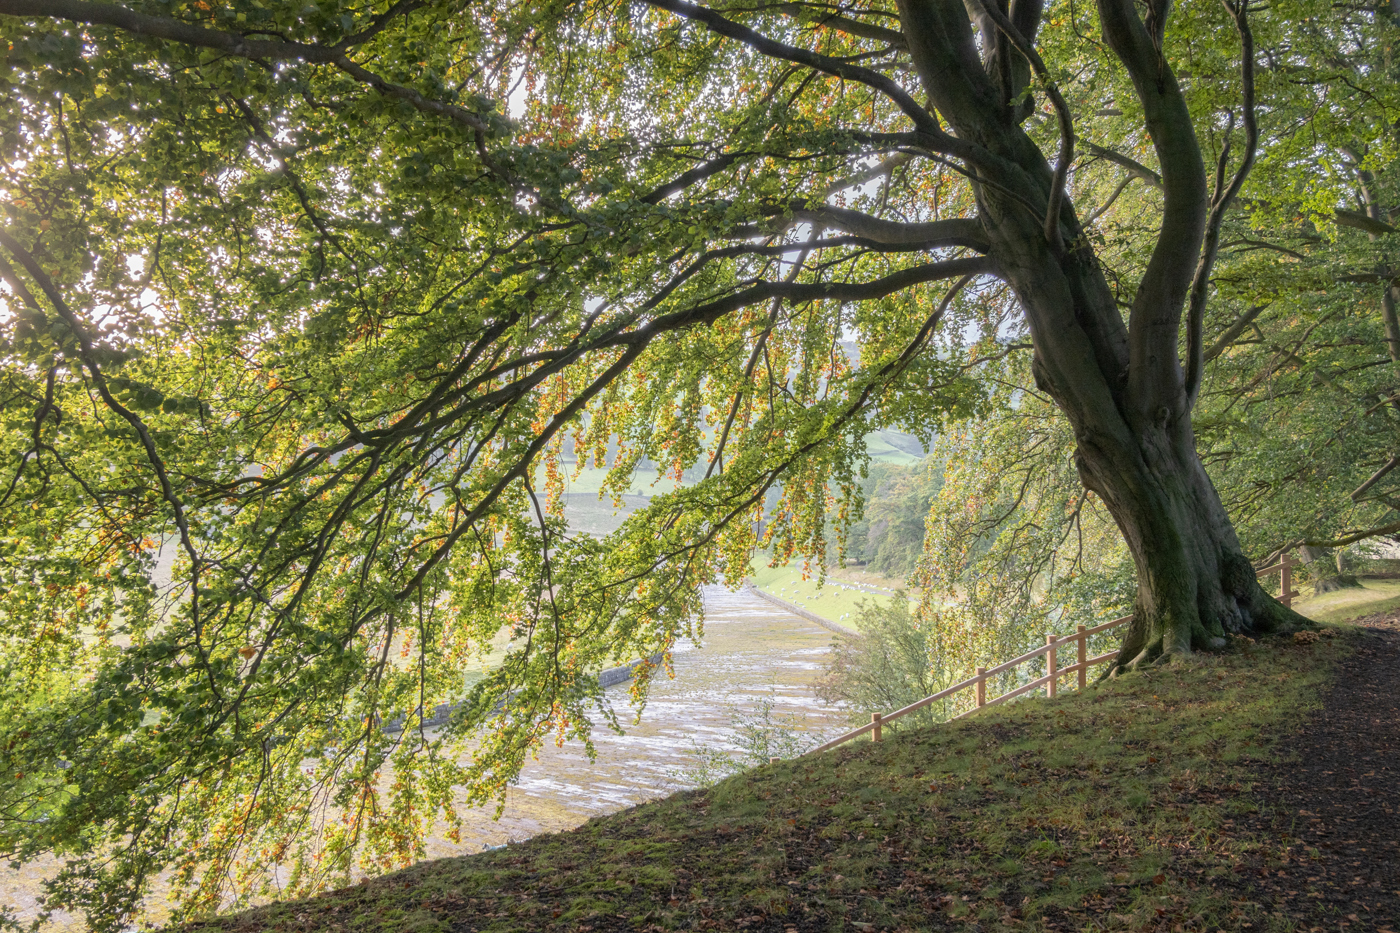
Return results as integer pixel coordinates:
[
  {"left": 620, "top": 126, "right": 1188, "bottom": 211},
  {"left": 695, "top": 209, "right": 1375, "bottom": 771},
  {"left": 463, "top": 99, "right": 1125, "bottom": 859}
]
[
  {"left": 1312, "top": 574, "right": 1361, "bottom": 595},
  {"left": 1251, "top": 591, "right": 1315, "bottom": 635},
  {"left": 1106, "top": 586, "right": 1316, "bottom": 677}
]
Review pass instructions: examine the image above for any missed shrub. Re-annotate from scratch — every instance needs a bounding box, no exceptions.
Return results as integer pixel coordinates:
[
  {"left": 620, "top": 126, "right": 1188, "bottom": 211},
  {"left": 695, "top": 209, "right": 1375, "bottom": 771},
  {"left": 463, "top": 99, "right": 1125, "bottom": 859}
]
[
  {"left": 814, "top": 594, "right": 953, "bottom": 729},
  {"left": 672, "top": 697, "right": 821, "bottom": 787}
]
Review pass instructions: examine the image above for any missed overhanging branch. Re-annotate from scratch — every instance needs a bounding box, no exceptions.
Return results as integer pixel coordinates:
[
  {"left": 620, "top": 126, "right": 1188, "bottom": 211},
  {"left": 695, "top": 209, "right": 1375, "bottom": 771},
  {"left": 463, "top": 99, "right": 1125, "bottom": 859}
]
[
  {"left": 1336, "top": 208, "right": 1396, "bottom": 236},
  {"left": 1269, "top": 518, "right": 1400, "bottom": 557},
  {"left": 1203, "top": 303, "right": 1268, "bottom": 362},
  {"left": 1083, "top": 142, "right": 1162, "bottom": 188},
  {"left": 0, "top": 0, "right": 494, "bottom": 135},
  {"left": 786, "top": 204, "right": 989, "bottom": 250},
  {"left": 642, "top": 152, "right": 748, "bottom": 204},
  {"left": 391, "top": 254, "right": 994, "bottom": 600},
  {"left": 623, "top": 255, "right": 996, "bottom": 340},
  {"left": 640, "top": 0, "right": 976, "bottom": 160},
  {"left": 778, "top": 3, "right": 908, "bottom": 49},
  {"left": 968, "top": 0, "right": 1074, "bottom": 251},
  {"left": 1351, "top": 455, "right": 1400, "bottom": 502}
]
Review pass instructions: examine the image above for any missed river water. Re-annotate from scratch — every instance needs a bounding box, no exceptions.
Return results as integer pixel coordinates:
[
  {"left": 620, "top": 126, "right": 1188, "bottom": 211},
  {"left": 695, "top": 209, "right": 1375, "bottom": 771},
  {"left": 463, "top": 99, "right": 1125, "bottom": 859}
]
[
  {"left": 2, "top": 585, "right": 849, "bottom": 927},
  {"left": 422, "top": 584, "right": 848, "bottom": 854}
]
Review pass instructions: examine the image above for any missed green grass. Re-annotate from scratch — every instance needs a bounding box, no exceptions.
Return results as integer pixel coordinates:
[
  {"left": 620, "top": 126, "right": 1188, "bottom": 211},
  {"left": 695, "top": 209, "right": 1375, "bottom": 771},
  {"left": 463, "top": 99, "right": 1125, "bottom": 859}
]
[
  {"left": 748, "top": 561, "right": 911, "bottom": 626},
  {"left": 745, "top": 556, "right": 1400, "bottom": 632},
  {"left": 1290, "top": 577, "right": 1400, "bottom": 623},
  {"left": 864, "top": 428, "right": 926, "bottom": 465},
  {"left": 186, "top": 627, "right": 1355, "bottom": 933}
]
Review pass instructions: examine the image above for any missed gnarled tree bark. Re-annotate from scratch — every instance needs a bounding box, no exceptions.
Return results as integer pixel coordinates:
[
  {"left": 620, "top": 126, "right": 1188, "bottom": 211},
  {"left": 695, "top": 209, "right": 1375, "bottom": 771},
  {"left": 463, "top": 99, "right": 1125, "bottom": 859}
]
[{"left": 893, "top": 0, "right": 1311, "bottom": 666}]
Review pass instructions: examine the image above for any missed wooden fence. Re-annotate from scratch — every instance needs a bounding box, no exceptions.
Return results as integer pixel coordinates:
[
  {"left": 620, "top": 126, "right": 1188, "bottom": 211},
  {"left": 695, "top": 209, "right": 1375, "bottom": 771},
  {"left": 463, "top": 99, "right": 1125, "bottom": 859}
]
[{"left": 803, "top": 552, "right": 1300, "bottom": 756}]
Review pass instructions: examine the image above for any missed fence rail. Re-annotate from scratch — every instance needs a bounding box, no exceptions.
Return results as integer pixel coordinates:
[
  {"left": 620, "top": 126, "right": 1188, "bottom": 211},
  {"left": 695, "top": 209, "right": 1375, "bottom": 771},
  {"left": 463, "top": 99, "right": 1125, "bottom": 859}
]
[{"left": 803, "top": 552, "right": 1299, "bottom": 756}]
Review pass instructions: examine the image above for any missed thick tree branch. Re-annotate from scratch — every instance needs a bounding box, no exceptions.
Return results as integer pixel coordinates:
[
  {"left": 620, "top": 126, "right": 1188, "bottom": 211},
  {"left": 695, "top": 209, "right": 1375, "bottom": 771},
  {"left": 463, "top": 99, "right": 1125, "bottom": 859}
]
[
  {"left": 1350, "top": 455, "right": 1400, "bottom": 502},
  {"left": 1095, "top": 0, "right": 1209, "bottom": 414},
  {"left": 625, "top": 255, "right": 996, "bottom": 340},
  {"left": 894, "top": 0, "right": 1004, "bottom": 137},
  {"left": 1335, "top": 207, "right": 1397, "bottom": 235},
  {"left": 641, "top": 152, "right": 747, "bottom": 204},
  {"left": 778, "top": 3, "right": 908, "bottom": 49},
  {"left": 1083, "top": 142, "right": 1162, "bottom": 188},
  {"left": 1273, "top": 517, "right": 1400, "bottom": 553},
  {"left": 0, "top": 0, "right": 494, "bottom": 134},
  {"left": 967, "top": 0, "right": 1075, "bottom": 250},
  {"left": 822, "top": 152, "right": 912, "bottom": 197},
  {"left": 0, "top": 0, "right": 361, "bottom": 59},
  {"left": 643, "top": 0, "right": 974, "bottom": 159},
  {"left": 1239, "top": 201, "right": 1396, "bottom": 236},
  {"left": 1203, "top": 303, "right": 1268, "bottom": 362},
  {"left": 786, "top": 205, "right": 989, "bottom": 250},
  {"left": 1338, "top": 271, "right": 1400, "bottom": 286}
]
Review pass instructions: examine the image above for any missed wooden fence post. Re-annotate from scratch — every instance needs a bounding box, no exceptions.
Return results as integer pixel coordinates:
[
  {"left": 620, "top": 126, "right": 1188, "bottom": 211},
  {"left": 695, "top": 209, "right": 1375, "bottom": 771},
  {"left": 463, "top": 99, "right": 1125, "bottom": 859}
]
[
  {"left": 976, "top": 666, "right": 986, "bottom": 708},
  {"left": 1046, "top": 635, "right": 1058, "bottom": 698},
  {"left": 1281, "top": 552, "right": 1294, "bottom": 608},
  {"left": 1076, "top": 625, "right": 1087, "bottom": 690},
  {"left": 872, "top": 712, "right": 882, "bottom": 742}
]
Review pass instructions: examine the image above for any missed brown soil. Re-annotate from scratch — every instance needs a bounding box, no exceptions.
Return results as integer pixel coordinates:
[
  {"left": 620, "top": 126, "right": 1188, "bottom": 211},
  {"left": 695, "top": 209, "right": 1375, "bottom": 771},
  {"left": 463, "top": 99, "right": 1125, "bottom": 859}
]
[{"left": 1225, "top": 611, "right": 1400, "bottom": 931}]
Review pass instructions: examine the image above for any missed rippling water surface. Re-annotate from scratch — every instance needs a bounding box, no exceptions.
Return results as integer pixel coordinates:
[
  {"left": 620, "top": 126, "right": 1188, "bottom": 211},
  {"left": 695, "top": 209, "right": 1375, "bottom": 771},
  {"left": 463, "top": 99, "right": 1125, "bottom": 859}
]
[{"left": 426, "top": 585, "right": 847, "bottom": 854}]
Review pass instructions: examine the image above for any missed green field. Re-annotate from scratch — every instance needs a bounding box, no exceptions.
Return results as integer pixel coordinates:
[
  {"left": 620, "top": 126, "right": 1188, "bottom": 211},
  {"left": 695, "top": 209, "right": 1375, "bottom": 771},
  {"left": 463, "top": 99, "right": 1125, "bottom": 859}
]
[
  {"left": 747, "top": 560, "right": 912, "bottom": 627},
  {"left": 1290, "top": 577, "right": 1400, "bottom": 623}
]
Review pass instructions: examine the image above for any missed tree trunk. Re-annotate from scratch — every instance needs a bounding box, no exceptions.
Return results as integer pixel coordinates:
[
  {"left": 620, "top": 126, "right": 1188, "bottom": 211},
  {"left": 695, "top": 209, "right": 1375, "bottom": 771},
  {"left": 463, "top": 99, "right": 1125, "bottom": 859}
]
[
  {"left": 893, "top": 0, "right": 1316, "bottom": 666},
  {"left": 988, "top": 218, "right": 1311, "bottom": 669},
  {"left": 1072, "top": 407, "right": 1308, "bottom": 667},
  {"left": 1301, "top": 545, "right": 1362, "bottom": 595}
]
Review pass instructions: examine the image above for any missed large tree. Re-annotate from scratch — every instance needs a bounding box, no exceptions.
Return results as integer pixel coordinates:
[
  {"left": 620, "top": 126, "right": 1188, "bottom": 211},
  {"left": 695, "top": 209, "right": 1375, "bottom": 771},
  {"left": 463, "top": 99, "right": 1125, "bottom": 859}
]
[
  {"left": 0, "top": 0, "right": 1392, "bottom": 925},
  {"left": 912, "top": 0, "right": 1400, "bottom": 664}
]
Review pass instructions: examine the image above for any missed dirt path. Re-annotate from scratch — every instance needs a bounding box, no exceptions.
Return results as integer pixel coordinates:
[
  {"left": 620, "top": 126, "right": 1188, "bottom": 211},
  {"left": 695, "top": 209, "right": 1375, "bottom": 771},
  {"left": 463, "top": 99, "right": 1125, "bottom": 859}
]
[{"left": 1231, "top": 613, "right": 1400, "bottom": 931}]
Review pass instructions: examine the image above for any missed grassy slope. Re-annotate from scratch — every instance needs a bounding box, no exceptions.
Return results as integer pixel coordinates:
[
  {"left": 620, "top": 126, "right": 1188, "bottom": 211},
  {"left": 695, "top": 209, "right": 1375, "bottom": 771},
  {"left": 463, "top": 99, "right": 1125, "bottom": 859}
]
[
  {"left": 188, "top": 628, "right": 1351, "bottom": 933},
  {"left": 747, "top": 563, "right": 911, "bottom": 626},
  {"left": 862, "top": 429, "right": 926, "bottom": 466},
  {"left": 1290, "top": 578, "right": 1400, "bottom": 624},
  {"left": 744, "top": 561, "right": 1391, "bottom": 633}
]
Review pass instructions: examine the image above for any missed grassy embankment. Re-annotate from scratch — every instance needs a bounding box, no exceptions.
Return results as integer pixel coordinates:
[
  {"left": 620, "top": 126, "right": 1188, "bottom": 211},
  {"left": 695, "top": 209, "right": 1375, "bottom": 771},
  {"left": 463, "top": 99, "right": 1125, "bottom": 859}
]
[
  {"left": 743, "top": 560, "right": 1395, "bottom": 632},
  {"left": 746, "top": 562, "right": 912, "bottom": 628},
  {"left": 1290, "top": 577, "right": 1400, "bottom": 623},
  {"left": 188, "top": 622, "right": 1355, "bottom": 933}
]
